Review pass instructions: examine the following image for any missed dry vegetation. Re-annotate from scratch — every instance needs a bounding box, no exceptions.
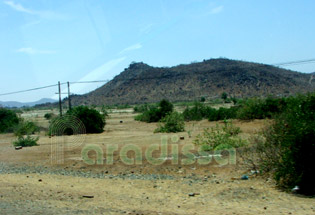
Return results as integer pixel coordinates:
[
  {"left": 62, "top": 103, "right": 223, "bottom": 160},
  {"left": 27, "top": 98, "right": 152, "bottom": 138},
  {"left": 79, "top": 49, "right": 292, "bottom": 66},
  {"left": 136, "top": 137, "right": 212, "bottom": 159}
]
[{"left": 0, "top": 108, "right": 314, "bottom": 214}]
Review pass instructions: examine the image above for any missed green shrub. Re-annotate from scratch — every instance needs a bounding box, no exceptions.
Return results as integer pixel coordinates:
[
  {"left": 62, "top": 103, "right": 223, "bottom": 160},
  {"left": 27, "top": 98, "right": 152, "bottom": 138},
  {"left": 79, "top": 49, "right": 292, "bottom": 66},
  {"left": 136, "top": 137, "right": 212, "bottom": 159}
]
[
  {"left": 245, "top": 94, "right": 315, "bottom": 195},
  {"left": 12, "top": 120, "right": 40, "bottom": 147},
  {"left": 207, "top": 106, "right": 239, "bottom": 121},
  {"left": 269, "top": 94, "right": 314, "bottom": 195},
  {"left": 134, "top": 110, "right": 149, "bottom": 122},
  {"left": 133, "top": 104, "right": 156, "bottom": 113},
  {"left": 194, "top": 122, "right": 245, "bottom": 151},
  {"left": 183, "top": 102, "right": 239, "bottom": 122},
  {"left": 44, "top": 113, "right": 55, "bottom": 120},
  {"left": 206, "top": 107, "right": 219, "bottom": 121},
  {"left": 183, "top": 102, "right": 208, "bottom": 121},
  {"left": 134, "top": 107, "right": 162, "bottom": 122},
  {"left": 262, "top": 97, "right": 287, "bottom": 117},
  {"left": 236, "top": 98, "right": 264, "bottom": 120},
  {"left": 154, "top": 112, "right": 185, "bottom": 133},
  {"left": 67, "top": 106, "right": 106, "bottom": 134},
  {"left": 236, "top": 97, "right": 287, "bottom": 120},
  {"left": 14, "top": 121, "right": 40, "bottom": 137},
  {"left": 135, "top": 99, "right": 173, "bottom": 123},
  {"left": 0, "top": 108, "right": 20, "bottom": 133},
  {"left": 222, "top": 120, "right": 241, "bottom": 136},
  {"left": 217, "top": 106, "right": 238, "bottom": 120},
  {"left": 13, "top": 135, "right": 39, "bottom": 147}
]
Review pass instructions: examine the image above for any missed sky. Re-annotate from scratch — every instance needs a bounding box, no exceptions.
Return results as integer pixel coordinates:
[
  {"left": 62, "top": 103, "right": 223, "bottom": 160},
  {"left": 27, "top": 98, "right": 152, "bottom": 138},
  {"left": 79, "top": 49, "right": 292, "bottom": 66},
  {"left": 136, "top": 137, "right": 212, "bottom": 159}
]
[{"left": 1, "top": 0, "right": 315, "bottom": 102}]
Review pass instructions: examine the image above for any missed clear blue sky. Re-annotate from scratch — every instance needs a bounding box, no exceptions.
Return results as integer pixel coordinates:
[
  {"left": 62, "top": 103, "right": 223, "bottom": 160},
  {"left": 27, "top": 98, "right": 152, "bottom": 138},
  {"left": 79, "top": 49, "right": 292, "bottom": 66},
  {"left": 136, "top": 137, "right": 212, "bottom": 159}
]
[{"left": 1, "top": 0, "right": 315, "bottom": 102}]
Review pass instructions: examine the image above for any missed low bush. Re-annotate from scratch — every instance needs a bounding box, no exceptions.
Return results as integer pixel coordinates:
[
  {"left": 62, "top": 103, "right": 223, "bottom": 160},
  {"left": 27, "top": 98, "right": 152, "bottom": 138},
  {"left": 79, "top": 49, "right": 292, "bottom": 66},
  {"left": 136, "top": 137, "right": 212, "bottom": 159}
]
[
  {"left": 135, "top": 99, "right": 173, "bottom": 123},
  {"left": 66, "top": 106, "right": 106, "bottom": 134},
  {"left": 183, "top": 102, "right": 239, "bottom": 122},
  {"left": 216, "top": 106, "right": 238, "bottom": 120},
  {"left": 236, "top": 97, "right": 287, "bottom": 120},
  {"left": 183, "top": 102, "right": 208, "bottom": 121},
  {"left": 207, "top": 106, "right": 239, "bottom": 121},
  {"left": 194, "top": 121, "right": 245, "bottom": 151},
  {"left": 134, "top": 107, "right": 161, "bottom": 122},
  {"left": 0, "top": 108, "right": 20, "bottom": 133},
  {"left": 44, "top": 113, "right": 55, "bottom": 120},
  {"left": 133, "top": 104, "right": 156, "bottom": 113},
  {"left": 154, "top": 112, "right": 185, "bottom": 133},
  {"left": 236, "top": 98, "right": 264, "bottom": 120},
  {"left": 13, "top": 135, "right": 39, "bottom": 147},
  {"left": 222, "top": 119, "right": 241, "bottom": 136}
]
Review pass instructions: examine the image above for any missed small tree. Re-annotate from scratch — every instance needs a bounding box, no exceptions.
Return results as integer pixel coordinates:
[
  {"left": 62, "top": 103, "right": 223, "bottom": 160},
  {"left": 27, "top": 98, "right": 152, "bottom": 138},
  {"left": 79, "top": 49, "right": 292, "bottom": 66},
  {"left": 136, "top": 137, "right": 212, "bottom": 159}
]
[
  {"left": 159, "top": 99, "right": 173, "bottom": 118},
  {"left": 12, "top": 120, "right": 39, "bottom": 147}
]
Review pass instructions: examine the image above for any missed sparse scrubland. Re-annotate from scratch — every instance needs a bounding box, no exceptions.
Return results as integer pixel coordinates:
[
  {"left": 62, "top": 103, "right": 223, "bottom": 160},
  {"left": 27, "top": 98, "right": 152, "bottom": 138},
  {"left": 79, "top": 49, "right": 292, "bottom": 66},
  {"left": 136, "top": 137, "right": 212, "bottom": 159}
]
[
  {"left": 134, "top": 94, "right": 315, "bottom": 195},
  {"left": 0, "top": 93, "right": 314, "bottom": 214}
]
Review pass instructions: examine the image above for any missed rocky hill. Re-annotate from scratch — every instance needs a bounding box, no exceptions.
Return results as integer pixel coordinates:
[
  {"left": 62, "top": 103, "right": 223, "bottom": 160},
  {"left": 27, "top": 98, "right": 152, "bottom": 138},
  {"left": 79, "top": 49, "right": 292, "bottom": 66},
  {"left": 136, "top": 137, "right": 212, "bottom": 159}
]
[{"left": 69, "top": 58, "right": 315, "bottom": 105}]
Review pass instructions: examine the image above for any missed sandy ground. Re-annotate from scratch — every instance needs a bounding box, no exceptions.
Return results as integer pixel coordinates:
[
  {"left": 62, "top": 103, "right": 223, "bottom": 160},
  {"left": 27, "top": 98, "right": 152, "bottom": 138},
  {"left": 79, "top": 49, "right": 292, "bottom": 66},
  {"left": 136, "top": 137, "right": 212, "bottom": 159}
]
[{"left": 0, "top": 110, "right": 314, "bottom": 214}]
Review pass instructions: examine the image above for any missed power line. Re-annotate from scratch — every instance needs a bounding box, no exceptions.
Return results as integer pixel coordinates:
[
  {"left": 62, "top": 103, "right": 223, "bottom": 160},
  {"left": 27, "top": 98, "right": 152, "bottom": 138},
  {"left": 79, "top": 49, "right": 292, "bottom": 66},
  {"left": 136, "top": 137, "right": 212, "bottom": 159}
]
[
  {"left": 0, "top": 80, "right": 110, "bottom": 97},
  {"left": 273, "top": 58, "right": 315, "bottom": 67},
  {"left": 0, "top": 84, "right": 58, "bottom": 96}
]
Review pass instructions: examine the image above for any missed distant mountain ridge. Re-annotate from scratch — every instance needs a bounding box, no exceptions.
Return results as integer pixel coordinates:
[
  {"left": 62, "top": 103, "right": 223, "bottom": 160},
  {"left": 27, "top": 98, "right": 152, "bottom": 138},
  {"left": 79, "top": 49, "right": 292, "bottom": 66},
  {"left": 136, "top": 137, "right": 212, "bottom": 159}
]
[
  {"left": 0, "top": 98, "right": 56, "bottom": 108},
  {"left": 67, "top": 58, "right": 315, "bottom": 105}
]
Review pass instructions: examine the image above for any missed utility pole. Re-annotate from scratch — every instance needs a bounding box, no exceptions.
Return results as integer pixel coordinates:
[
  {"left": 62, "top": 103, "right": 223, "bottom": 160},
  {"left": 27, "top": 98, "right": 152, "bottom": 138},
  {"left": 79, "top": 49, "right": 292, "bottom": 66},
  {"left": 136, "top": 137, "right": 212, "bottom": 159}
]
[
  {"left": 58, "top": 81, "right": 62, "bottom": 116},
  {"left": 67, "top": 81, "right": 72, "bottom": 111}
]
